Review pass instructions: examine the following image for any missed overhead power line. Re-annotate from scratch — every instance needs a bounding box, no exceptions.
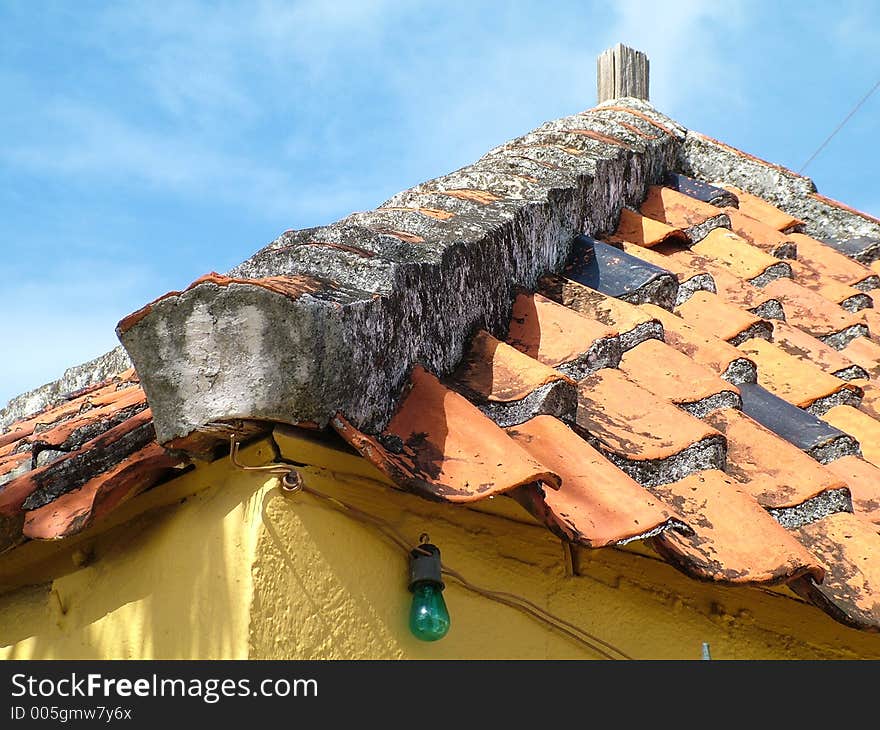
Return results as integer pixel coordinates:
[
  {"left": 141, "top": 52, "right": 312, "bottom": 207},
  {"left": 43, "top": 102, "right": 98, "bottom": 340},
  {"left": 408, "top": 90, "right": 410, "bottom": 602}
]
[{"left": 799, "top": 77, "right": 880, "bottom": 174}]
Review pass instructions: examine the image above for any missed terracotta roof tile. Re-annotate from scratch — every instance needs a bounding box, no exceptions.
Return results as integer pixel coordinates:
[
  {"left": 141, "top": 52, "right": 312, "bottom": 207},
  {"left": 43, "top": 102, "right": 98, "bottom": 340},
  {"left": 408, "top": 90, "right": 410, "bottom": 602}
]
[
  {"left": 505, "top": 416, "right": 684, "bottom": 547},
  {"left": 792, "top": 513, "right": 880, "bottom": 630},
  {"left": 537, "top": 273, "right": 662, "bottom": 351},
  {"left": 620, "top": 240, "right": 783, "bottom": 316},
  {"left": 648, "top": 470, "right": 823, "bottom": 584},
  {"left": 505, "top": 292, "right": 620, "bottom": 379},
  {"left": 720, "top": 185, "right": 804, "bottom": 231},
  {"left": 23, "top": 442, "right": 181, "bottom": 540},
  {"left": 0, "top": 408, "right": 157, "bottom": 519},
  {"left": 448, "top": 330, "right": 576, "bottom": 427},
  {"left": 638, "top": 303, "right": 757, "bottom": 383},
  {"left": 788, "top": 259, "right": 873, "bottom": 311},
  {"left": 722, "top": 207, "right": 798, "bottom": 259},
  {"left": 824, "top": 456, "right": 880, "bottom": 528},
  {"left": 762, "top": 277, "right": 868, "bottom": 347},
  {"left": 858, "top": 381, "right": 880, "bottom": 420},
  {"left": 690, "top": 228, "right": 792, "bottom": 284},
  {"left": 451, "top": 330, "right": 572, "bottom": 403},
  {"left": 704, "top": 408, "right": 846, "bottom": 509},
  {"left": 617, "top": 338, "right": 740, "bottom": 416},
  {"left": 603, "top": 208, "right": 689, "bottom": 248},
  {"left": 821, "top": 405, "right": 880, "bottom": 468},
  {"left": 789, "top": 233, "right": 880, "bottom": 289},
  {"left": 841, "top": 336, "right": 880, "bottom": 379},
  {"left": 770, "top": 319, "right": 869, "bottom": 380},
  {"left": 332, "top": 365, "right": 561, "bottom": 503},
  {"left": 576, "top": 368, "right": 725, "bottom": 485},
  {"left": 639, "top": 185, "right": 730, "bottom": 242},
  {"left": 737, "top": 337, "right": 862, "bottom": 414},
  {"left": 675, "top": 290, "right": 773, "bottom": 345}
]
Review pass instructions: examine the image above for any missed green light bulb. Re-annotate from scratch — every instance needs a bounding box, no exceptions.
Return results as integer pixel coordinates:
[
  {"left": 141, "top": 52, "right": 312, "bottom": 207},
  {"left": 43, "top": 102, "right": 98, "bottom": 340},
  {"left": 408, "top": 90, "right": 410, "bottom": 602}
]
[{"left": 409, "top": 582, "right": 450, "bottom": 641}]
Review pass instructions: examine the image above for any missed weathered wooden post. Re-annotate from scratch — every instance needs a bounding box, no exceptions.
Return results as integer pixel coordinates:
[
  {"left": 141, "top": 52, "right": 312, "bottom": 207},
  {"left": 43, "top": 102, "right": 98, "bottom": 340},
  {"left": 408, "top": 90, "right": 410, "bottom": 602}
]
[{"left": 597, "top": 44, "right": 649, "bottom": 103}]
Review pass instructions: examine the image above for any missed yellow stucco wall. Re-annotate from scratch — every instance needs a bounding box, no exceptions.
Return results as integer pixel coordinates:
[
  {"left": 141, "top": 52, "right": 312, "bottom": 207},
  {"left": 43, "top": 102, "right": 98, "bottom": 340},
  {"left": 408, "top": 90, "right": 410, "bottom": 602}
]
[{"left": 1, "top": 434, "right": 879, "bottom": 660}]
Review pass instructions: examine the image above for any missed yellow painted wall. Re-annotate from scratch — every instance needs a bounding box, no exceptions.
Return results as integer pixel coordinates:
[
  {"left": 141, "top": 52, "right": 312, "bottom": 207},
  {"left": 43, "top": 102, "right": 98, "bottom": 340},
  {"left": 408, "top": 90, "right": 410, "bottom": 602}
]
[{"left": 1, "top": 435, "right": 879, "bottom": 660}]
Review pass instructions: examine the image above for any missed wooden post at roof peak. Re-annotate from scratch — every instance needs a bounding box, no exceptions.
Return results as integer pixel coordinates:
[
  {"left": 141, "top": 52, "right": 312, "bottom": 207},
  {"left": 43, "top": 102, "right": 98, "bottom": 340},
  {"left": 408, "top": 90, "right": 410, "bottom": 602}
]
[{"left": 597, "top": 44, "right": 649, "bottom": 103}]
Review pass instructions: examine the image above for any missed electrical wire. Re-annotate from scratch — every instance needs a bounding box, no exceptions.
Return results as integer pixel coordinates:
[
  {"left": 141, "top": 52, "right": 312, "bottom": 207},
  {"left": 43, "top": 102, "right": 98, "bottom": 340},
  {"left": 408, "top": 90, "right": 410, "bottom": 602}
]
[
  {"left": 799, "top": 77, "right": 880, "bottom": 173},
  {"left": 296, "top": 479, "right": 633, "bottom": 660}
]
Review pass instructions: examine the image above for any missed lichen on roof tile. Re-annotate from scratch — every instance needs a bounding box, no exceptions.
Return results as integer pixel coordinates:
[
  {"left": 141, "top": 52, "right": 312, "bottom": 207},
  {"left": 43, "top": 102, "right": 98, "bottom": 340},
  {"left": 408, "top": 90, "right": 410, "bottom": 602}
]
[
  {"left": 505, "top": 416, "right": 685, "bottom": 547},
  {"left": 332, "top": 365, "right": 561, "bottom": 503},
  {"left": 647, "top": 469, "right": 824, "bottom": 585},
  {"left": 737, "top": 337, "right": 863, "bottom": 414},
  {"left": 639, "top": 185, "right": 730, "bottom": 242}
]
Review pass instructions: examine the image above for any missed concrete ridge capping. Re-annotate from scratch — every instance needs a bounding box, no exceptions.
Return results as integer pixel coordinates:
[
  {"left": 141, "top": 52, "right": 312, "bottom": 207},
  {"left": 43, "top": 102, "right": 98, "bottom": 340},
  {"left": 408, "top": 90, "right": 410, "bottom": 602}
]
[
  {"left": 117, "top": 98, "right": 686, "bottom": 444},
  {"left": 680, "top": 134, "right": 880, "bottom": 245}
]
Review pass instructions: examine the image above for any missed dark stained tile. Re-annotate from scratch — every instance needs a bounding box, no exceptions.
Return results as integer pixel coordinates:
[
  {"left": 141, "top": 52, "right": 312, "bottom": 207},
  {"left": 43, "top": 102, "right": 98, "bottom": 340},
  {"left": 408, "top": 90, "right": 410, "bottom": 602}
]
[
  {"left": 738, "top": 383, "right": 860, "bottom": 463},
  {"left": 562, "top": 234, "right": 678, "bottom": 309},
  {"left": 664, "top": 172, "right": 739, "bottom": 207}
]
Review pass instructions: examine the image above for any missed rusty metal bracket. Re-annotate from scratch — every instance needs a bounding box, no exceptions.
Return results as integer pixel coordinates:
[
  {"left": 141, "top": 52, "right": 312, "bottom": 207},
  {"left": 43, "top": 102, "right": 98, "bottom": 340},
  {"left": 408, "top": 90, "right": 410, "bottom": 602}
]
[{"left": 228, "top": 434, "right": 303, "bottom": 494}]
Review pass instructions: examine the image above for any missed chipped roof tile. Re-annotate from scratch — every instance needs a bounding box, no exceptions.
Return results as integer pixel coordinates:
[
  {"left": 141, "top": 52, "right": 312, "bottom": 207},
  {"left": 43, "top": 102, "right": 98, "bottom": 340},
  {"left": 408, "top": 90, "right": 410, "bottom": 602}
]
[
  {"left": 648, "top": 469, "right": 824, "bottom": 584},
  {"left": 506, "top": 416, "right": 683, "bottom": 547},
  {"left": 332, "top": 365, "right": 561, "bottom": 503},
  {"left": 704, "top": 408, "right": 846, "bottom": 509}
]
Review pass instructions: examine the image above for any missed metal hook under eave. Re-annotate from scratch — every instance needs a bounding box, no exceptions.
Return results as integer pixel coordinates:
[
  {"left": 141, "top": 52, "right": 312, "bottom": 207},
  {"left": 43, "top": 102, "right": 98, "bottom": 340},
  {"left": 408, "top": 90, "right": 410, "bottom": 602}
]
[{"left": 228, "top": 435, "right": 301, "bottom": 489}]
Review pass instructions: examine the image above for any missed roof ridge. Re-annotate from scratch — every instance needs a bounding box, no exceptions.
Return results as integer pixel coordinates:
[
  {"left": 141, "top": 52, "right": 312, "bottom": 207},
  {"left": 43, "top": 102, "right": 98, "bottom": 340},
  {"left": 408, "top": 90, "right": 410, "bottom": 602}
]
[
  {"left": 0, "top": 346, "right": 132, "bottom": 433},
  {"left": 118, "top": 98, "right": 686, "bottom": 446}
]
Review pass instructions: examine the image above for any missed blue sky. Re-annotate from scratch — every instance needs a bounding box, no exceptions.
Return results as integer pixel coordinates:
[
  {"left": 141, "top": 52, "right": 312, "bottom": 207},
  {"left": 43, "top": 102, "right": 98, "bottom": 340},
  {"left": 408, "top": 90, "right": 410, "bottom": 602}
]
[{"left": 1, "top": 0, "right": 878, "bottom": 407}]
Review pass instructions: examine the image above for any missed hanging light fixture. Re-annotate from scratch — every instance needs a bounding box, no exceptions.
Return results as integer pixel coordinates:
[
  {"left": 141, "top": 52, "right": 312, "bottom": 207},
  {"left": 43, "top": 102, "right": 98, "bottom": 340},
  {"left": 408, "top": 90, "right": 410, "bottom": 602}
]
[{"left": 408, "top": 536, "right": 450, "bottom": 641}]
